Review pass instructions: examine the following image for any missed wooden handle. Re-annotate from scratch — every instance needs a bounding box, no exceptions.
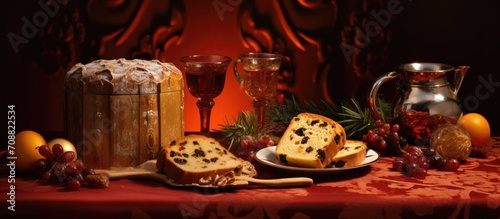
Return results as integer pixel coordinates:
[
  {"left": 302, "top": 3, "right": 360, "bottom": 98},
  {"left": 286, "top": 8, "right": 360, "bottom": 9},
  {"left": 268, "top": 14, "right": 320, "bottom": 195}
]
[
  {"left": 96, "top": 166, "right": 314, "bottom": 188},
  {"left": 236, "top": 176, "right": 313, "bottom": 187},
  {"left": 95, "top": 169, "right": 165, "bottom": 181}
]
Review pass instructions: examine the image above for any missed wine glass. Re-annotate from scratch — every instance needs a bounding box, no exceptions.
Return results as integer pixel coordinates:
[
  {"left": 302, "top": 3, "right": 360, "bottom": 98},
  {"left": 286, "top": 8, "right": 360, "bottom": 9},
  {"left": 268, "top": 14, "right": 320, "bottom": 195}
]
[
  {"left": 180, "top": 54, "right": 232, "bottom": 136},
  {"left": 233, "top": 53, "right": 282, "bottom": 127}
]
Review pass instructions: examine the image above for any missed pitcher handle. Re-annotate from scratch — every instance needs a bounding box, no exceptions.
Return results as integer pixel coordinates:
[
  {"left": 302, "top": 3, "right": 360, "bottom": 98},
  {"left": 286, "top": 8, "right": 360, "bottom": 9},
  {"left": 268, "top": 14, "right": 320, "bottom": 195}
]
[
  {"left": 368, "top": 71, "right": 402, "bottom": 121},
  {"left": 233, "top": 57, "right": 244, "bottom": 84}
]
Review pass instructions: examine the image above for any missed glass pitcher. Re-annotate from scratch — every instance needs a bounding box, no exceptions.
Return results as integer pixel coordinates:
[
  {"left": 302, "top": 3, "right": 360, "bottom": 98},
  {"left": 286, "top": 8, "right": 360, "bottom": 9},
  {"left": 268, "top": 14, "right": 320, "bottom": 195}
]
[{"left": 369, "top": 63, "right": 469, "bottom": 145}]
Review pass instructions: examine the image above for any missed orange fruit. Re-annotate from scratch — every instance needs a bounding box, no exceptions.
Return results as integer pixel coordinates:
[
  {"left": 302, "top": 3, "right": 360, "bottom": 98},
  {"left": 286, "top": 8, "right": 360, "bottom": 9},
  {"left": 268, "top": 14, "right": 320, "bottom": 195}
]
[
  {"left": 456, "top": 113, "right": 490, "bottom": 147},
  {"left": 13, "top": 130, "right": 47, "bottom": 173},
  {"left": 430, "top": 124, "right": 471, "bottom": 161}
]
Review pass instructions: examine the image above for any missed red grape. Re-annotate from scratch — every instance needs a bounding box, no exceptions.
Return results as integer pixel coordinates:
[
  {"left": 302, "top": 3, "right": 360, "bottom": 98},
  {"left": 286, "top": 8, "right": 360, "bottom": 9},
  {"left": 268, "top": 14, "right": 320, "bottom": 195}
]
[
  {"left": 362, "top": 121, "right": 407, "bottom": 156},
  {"left": 38, "top": 145, "right": 51, "bottom": 157},
  {"left": 67, "top": 178, "right": 81, "bottom": 191},
  {"left": 81, "top": 167, "right": 96, "bottom": 178},
  {"left": 72, "top": 160, "right": 85, "bottom": 172},
  {"left": 46, "top": 154, "right": 56, "bottom": 165},
  {"left": 35, "top": 159, "right": 49, "bottom": 174},
  {"left": 35, "top": 146, "right": 109, "bottom": 191},
  {"left": 52, "top": 144, "right": 64, "bottom": 156},
  {"left": 406, "top": 146, "right": 423, "bottom": 157},
  {"left": 65, "top": 163, "right": 79, "bottom": 176},
  {"left": 61, "top": 151, "right": 76, "bottom": 163},
  {"left": 392, "top": 157, "right": 404, "bottom": 171},
  {"left": 41, "top": 171, "right": 53, "bottom": 184},
  {"left": 404, "top": 163, "right": 419, "bottom": 176},
  {"left": 444, "top": 159, "right": 460, "bottom": 171},
  {"left": 413, "top": 168, "right": 427, "bottom": 179},
  {"left": 390, "top": 145, "right": 461, "bottom": 179}
]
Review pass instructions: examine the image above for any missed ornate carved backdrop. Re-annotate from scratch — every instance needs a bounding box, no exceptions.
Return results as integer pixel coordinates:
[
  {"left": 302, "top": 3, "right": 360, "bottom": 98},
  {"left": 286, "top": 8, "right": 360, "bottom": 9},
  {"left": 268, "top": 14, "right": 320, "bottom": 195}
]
[
  {"left": 6, "top": 0, "right": 499, "bottom": 138},
  {"left": 81, "top": 0, "right": 390, "bottom": 132}
]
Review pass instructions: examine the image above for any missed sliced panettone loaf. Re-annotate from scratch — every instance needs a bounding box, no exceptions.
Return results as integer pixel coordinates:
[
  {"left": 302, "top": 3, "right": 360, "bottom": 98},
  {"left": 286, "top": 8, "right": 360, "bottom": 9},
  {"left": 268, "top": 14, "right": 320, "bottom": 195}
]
[
  {"left": 328, "top": 140, "right": 367, "bottom": 168},
  {"left": 276, "top": 113, "right": 347, "bottom": 168},
  {"left": 156, "top": 134, "right": 244, "bottom": 185}
]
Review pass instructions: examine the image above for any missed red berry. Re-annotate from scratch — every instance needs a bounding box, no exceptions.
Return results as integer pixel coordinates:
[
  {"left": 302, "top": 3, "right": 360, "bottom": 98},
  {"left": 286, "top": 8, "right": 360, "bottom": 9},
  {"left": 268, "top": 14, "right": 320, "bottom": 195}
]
[
  {"left": 377, "top": 128, "right": 385, "bottom": 136},
  {"left": 257, "top": 139, "right": 266, "bottom": 148},
  {"left": 383, "top": 123, "right": 391, "bottom": 131},
  {"left": 262, "top": 135, "right": 270, "bottom": 144},
  {"left": 240, "top": 139, "right": 249, "bottom": 150},
  {"left": 391, "top": 124, "right": 400, "bottom": 132},
  {"left": 267, "top": 139, "right": 275, "bottom": 146},
  {"left": 367, "top": 133, "right": 379, "bottom": 143}
]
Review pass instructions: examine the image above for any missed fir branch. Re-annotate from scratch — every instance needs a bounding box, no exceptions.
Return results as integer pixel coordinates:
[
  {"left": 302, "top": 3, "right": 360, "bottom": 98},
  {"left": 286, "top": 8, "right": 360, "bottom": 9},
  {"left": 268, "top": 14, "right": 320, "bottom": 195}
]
[
  {"left": 217, "top": 95, "right": 393, "bottom": 150},
  {"left": 215, "top": 110, "right": 268, "bottom": 151}
]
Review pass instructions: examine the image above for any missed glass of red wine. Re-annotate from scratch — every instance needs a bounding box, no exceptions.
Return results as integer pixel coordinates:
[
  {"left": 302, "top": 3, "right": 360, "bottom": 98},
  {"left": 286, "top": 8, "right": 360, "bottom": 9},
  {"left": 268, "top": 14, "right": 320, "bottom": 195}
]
[{"left": 180, "top": 54, "right": 232, "bottom": 136}]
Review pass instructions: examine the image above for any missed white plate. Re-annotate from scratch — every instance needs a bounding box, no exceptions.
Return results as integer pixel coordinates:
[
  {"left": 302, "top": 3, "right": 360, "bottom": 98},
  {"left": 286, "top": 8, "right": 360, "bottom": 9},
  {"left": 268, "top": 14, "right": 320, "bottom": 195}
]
[{"left": 254, "top": 146, "right": 380, "bottom": 174}]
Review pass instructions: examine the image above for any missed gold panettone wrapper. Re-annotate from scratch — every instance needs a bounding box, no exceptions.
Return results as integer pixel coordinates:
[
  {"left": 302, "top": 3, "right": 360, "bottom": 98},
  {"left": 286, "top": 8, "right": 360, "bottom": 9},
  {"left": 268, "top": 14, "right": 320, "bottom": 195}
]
[{"left": 64, "top": 59, "right": 184, "bottom": 169}]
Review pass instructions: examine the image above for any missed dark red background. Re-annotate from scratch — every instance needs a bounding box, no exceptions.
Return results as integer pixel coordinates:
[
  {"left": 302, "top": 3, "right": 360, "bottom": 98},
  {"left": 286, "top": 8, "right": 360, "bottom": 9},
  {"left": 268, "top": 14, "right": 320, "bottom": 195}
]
[{"left": 3, "top": 0, "right": 499, "bottom": 144}]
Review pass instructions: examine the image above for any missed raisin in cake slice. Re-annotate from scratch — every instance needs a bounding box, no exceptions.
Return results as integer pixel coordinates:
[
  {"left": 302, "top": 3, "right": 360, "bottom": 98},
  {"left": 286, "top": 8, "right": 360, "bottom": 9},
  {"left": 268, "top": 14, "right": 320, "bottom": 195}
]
[
  {"left": 156, "top": 134, "right": 244, "bottom": 185},
  {"left": 276, "top": 113, "right": 347, "bottom": 168},
  {"left": 328, "top": 140, "right": 367, "bottom": 168}
]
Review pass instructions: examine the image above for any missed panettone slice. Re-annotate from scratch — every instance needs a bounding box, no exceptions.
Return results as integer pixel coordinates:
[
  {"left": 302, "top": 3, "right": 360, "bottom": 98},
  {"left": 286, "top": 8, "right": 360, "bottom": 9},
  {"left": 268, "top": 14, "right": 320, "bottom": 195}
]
[{"left": 276, "top": 113, "right": 347, "bottom": 168}]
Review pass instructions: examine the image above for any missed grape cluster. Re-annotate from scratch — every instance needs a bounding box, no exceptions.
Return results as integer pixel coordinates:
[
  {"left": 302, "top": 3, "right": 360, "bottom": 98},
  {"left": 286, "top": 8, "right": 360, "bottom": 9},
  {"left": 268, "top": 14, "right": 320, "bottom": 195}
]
[
  {"left": 36, "top": 144, "right": 109, "bottom": 190},
  {"left": 361, "top": 120, "right": 406, "bottom": 156},
  {"left": 392, "top": 146, "right": 461, "bottom": 179},
  {"left": 238, "top": 135, "right": 275, "bottom": 161}
]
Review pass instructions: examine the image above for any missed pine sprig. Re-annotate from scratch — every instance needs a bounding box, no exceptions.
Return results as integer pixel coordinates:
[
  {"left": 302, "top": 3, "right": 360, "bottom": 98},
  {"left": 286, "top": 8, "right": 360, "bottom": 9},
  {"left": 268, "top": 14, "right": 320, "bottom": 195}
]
[
  {"left": 267, "top": 97, "right": 392, "bottom": 139},
  {"left": 266, "top": 97, "right": 304, "bottom": 133},
  {"left": 333, "top": 99, "right": 374, "bottom": 139},
  {"left": 216, "top": 96, "right": 393, "bottom": 151},
  {"left": 215, "top": 110, "right": 268, "bottom": 151}
]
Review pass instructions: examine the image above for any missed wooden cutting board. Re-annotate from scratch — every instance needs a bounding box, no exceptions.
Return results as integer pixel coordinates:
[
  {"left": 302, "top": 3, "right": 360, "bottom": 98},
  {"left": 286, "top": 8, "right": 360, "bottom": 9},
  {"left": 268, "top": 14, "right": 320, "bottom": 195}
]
[{"left": 95, "top": 160, "right": 313, "bottom": 188}]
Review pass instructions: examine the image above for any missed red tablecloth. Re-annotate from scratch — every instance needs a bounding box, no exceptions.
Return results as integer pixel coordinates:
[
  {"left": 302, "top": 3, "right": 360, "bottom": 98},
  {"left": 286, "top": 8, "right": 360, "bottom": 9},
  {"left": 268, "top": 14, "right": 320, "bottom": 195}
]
[{"left": 2, "top": 139, "right": 500, "bottom": 219}]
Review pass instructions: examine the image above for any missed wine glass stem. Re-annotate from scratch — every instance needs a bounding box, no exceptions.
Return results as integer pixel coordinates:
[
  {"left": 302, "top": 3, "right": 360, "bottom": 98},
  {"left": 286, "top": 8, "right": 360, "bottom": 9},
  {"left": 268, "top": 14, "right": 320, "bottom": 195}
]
[
  {"left": 197, "top": 99, "right": 215, "bottom": 136},
  {"left": 252, "top": 99, "right": 268, "bottom": 128}
]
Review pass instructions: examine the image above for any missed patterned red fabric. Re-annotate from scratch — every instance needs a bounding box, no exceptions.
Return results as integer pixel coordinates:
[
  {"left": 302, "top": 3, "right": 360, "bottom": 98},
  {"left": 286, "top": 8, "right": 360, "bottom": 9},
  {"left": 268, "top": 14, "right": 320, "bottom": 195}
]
[{"left": 2, "top": 139, "right": 499, "bottom": 219}]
